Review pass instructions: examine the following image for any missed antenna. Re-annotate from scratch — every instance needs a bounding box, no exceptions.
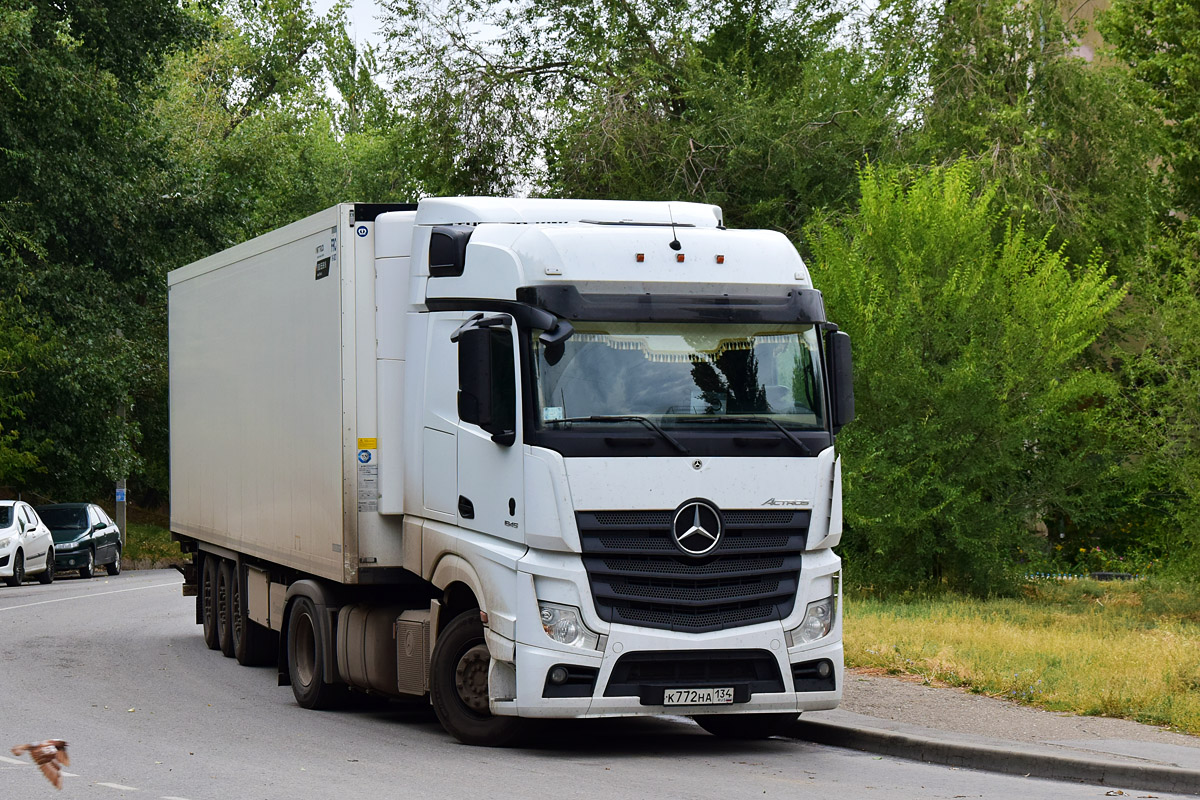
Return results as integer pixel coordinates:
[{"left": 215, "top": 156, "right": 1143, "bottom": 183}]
[{"left": 668, "top": 204, "right": 682, "bottom": 251}]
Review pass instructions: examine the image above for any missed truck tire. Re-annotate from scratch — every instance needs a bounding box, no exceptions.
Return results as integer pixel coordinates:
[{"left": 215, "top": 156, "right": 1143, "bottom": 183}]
[
  {"left": 286, "top": 596, "right": 346, "bottom": 709},
  {"left": 430, "top": 610, "right": 526, "bottom": 747},
  {"left": 232, "top": 564, "right": 275, "bottom": 667},
  {"left": 216, "top": 559, "right": 236, "bottom": 657},
  {"left": 692, "top": 712, "right": 800, "bottom": 740},
  {"left": 200, "top": 554, "right": 220, "bottom": 650}
]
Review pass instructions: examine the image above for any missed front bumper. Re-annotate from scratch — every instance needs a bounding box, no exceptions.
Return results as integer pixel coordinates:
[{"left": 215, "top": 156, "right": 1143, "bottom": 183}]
[
  {"left": 54, "top": 547, "right": 89, "bottom": 570},
  {"left": 496, "top": 633, "right": 842, "bottom": 718}
]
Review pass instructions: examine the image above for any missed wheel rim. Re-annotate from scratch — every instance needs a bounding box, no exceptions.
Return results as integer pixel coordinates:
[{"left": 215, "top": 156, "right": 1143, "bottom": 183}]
[
  {"left": 85, "top": 551, "right": 93, "bottom": 575},
  {"left": 293, "top": 612, "right": 317, "bottom": 687},
  {"left": 14, "top": 553, "right": 23, "bottom": 583},
  {"left": 113, "top": 551, "right": 120, "bottom": 571},
  {"left": 454, "top": 644, "right": 492, "bottom": 715}
]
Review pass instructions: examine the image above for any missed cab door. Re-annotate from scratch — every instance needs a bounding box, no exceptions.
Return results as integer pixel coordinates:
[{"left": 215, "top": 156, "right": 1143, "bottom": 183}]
[{"left": 453, "top": 314, "right": 524, "bottom": 544}]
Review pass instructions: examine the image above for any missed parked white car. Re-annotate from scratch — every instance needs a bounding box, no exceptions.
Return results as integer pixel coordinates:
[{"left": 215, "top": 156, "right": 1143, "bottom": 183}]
[{"left": 0, "top": 500, "right": 55, "bottom": 586}]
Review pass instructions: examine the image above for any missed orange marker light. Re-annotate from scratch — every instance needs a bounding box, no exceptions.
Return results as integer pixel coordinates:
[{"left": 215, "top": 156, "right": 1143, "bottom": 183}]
[
  {"left": 716, "top": 254, "right": 725, "bottom": 264},
  {"left": 636, "top": 253, "right": 645, "bottom": 262},
  {"left": 676, "top": 254, "right": 685, "bottom": 263}
]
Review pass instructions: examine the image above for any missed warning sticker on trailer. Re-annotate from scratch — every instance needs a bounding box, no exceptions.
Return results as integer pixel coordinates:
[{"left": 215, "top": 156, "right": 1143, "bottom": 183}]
[{"left": 357, "top": 447, "right": 378, "bottom": 512}]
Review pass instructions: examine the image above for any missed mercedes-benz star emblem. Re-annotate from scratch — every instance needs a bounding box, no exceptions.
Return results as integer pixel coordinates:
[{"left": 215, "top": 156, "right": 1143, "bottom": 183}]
[{"left": 671, "top": 500, "right": 723, "bottom": 556}]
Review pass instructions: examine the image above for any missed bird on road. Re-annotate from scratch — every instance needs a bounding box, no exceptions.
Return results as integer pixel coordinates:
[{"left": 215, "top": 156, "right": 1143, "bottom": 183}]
[{"left": 11, "top": 739, "right": 70, "bottom": 789}]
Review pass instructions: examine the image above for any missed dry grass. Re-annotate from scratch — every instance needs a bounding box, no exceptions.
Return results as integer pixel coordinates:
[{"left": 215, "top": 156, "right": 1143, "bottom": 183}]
[{"left": 844, "top": 579, "right": 1200, "bottom": 734}]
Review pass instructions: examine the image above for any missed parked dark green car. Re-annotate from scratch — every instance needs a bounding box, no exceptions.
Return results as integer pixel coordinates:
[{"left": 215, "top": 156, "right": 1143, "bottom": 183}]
[{"left": 35, "top": 503, "right": 122, "bottom": 579}]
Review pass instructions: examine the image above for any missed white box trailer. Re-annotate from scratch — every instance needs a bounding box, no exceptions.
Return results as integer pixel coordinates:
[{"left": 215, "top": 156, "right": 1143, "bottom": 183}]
[
  {"left": 169, "top": 198, "right": 855, "bottom": 745},
  {"left": 170, "top": 203, "right": 412, "bottom": 583}
]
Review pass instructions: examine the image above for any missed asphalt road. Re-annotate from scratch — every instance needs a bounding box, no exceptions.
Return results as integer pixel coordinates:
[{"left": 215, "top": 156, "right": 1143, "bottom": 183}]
[{"left": 2, "top": 569, "right": 1191, "bottom": 800}]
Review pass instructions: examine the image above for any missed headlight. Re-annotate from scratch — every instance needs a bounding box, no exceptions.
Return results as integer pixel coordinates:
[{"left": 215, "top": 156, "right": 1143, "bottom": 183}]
[
  {"left": 0, "top": 536, "right": 12, "bottom": 549},
  {"left": 56, "top": 540, "right": 77, "bottom": 551},
  {"left": 787, "top": 595, "right": 838, "bottom": 647},
  {"left": 538, "top": 602, "right": 600, "bottom": 650}
]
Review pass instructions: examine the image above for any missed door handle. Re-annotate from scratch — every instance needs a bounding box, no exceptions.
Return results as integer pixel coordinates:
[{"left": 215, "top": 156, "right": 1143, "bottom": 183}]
[{"left": 457, "top": 496, "right": 475, "bottom": 519}]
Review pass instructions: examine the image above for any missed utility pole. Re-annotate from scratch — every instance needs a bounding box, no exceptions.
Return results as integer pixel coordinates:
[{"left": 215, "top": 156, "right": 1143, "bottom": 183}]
[{"left": 115, "top": 328, "right": 127, "bottom": 547}]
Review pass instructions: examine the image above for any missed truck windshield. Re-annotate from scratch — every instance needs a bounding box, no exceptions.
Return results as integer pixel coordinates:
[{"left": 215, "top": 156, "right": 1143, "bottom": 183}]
[{"left": 532, "top": 321, "right": 824, "bottom": 432}]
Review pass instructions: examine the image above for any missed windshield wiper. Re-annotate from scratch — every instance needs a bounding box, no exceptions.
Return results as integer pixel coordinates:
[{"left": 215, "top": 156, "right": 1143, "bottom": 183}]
[
  {"left": 682, "top": 416, "right": 812, "bottom": 456},
  {"left": 548, "top": 415, "right": 690, "bottom": 454}
]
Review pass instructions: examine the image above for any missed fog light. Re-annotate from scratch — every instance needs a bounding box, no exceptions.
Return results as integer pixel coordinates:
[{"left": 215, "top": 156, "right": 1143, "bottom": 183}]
[
  {"left": 817, "top": 661, "right": 832, "bottom": 678},
  {"left": 548, "top": 666, "right": 569, "bottom": 685},
  {"left": 787, "top": 595, "right": 837, "bottom": 646},
  {"left": 537, "top": 602, "right": 600, "bottom": 650}
]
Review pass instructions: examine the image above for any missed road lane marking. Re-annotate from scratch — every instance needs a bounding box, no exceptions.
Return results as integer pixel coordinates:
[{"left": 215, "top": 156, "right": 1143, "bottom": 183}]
[
  {"left": 0, "top": 581, "right": 179, "bottom": 613},
  {"left": 97, "top": 782, "right": 140, "bottom": 791}
]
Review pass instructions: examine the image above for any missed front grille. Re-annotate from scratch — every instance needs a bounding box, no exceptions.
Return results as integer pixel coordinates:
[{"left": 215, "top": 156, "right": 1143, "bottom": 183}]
[
  {"left": 579, "top": 508, "right": 809, "bottom": 633},
  {"left": 604, "top": 649, "right": 785, "bottom": 701}
]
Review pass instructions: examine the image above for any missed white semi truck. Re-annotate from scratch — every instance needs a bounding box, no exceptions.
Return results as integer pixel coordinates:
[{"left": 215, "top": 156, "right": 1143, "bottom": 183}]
[{"left": 168, "top": 198, "right": 854, "bottom": 745}]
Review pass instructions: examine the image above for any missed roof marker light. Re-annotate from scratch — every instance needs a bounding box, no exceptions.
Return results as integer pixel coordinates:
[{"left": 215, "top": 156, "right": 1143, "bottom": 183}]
[
  {"left": 636, "top": 253, "right": 645, "bottom": 263},
  {"left": 716, "top": 255, "right": 725, "bottom": 264},
  {"left": 676, "top": 254, "right": 685, "bottom": 263}
]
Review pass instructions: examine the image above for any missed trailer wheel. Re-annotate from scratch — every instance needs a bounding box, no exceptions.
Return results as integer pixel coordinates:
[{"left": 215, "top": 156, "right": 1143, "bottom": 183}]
[
  {"left": 286, "top": 596, "right": 345, "bottom": 709},
  {"left": 430, "top": 610, "right": 526, "bottom": 747},
  {"left": 216, "top": 560, "right": 236, "bottom": 657},
  {"left": 232, "top": 565, "right": 275, "bottom": 667},
  {"left": 200, "top": 555, "right": 220, "bottom": 650},
  {"left": 692, "top": 712, "right": 799, "bottom": 740}
]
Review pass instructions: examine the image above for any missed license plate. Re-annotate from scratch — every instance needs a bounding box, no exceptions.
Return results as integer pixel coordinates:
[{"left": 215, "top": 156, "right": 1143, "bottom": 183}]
[{"left": 663, "top": 687, "right": 734, "bottom": 705}]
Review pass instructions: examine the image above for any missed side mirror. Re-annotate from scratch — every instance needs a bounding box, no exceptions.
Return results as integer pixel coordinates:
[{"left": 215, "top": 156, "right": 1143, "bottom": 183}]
[
  {"left": 455, "top": 319, "right": 517, "bottom": 446},
  {"left": 827, "top": 330, "right": 855, "bottom": 433}
]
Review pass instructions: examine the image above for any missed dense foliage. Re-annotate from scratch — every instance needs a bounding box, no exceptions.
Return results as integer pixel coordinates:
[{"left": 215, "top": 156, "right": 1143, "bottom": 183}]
[{"left": 1, "top": 0, "right": 1197, "bottom": 592}]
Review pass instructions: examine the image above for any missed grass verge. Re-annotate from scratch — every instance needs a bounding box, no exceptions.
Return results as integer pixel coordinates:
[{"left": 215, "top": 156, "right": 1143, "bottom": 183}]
[
  {"left": 845, "top": 579, "right": 1200, "bottom": 735},
  {"left": 124, "top": 522, "right": 185, "bottom": 570}
]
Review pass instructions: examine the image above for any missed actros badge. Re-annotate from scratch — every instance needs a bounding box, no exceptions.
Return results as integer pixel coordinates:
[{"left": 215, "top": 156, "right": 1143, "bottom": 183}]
[{"left": 671, "top": 499, "right": 723, "bottom": 556}]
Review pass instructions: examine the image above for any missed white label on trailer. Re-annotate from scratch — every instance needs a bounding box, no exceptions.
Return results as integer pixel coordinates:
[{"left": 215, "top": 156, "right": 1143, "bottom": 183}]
[{"left": 356, "top": 443, "right": 378, "bottom": 512}]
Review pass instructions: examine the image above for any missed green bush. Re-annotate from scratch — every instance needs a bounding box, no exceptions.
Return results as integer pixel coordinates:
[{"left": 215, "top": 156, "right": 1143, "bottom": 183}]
[{"left": 807, "top": 162, "right": 1125, "bottom": 593}]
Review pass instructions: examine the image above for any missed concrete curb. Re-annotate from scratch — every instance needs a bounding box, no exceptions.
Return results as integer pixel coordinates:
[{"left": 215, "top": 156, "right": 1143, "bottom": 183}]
[{"left": 792, "top": 718, "right": 1200, "bottom": 795}]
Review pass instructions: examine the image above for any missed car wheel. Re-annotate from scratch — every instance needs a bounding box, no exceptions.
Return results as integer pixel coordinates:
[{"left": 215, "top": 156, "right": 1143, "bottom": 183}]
[
  {"left": 79, "top": 549, "right": 94, "bottom": 579},
  {"left": 106, "top": 547, "right": 121, "bottom": 576},
  {"left": 216, "top": 559, "right": 236, "bottom": 657},
  {"left": 692, "top": 713, "right": 800, "bottom": 740},
  {"left": 200, "top": 554, "right": 221, "bottom": 650},
  {"left": 232, "top": 564, "right": 275, "bottom": 667},
  {"left": 37, "top": 550, "right": 54, "bottom": 584},
  {"left": 4, "top": 550, "right": 24, "bottom": 587},
  {"left": 430, "top": 610, "right": 527, "bottom": 747},
  {"left": 286, "top": 595, "right": 346, "bottom": 709}
]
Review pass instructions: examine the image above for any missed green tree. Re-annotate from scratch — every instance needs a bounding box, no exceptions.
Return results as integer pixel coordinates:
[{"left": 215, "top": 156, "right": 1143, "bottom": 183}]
[
  {"left": 1108, "top": 222, "right": 1200, "bottom": 575},
  {"left": 883, "top": 0, "right": 1169, "bottom": 274},
  {"left": 1101, "top": 0, "right": 1200, "bottom": 217},
  {"left": 0, "top": 0, "right": 198, "bottom": 501},
  {"left": 806, "top": 162, "right": 1125, "bottom": 593}
]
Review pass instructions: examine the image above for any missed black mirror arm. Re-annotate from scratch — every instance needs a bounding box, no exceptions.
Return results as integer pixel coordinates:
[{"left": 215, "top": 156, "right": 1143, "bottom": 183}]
[{"left": 450, "top": 313, "right": 512, "bottom": 343}]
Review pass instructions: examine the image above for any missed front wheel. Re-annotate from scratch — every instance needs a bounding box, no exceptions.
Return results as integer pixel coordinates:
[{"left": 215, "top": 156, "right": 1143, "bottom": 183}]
[
  {"left": 78, "top": 549, "right": 94, "bottom": 579},
  {"left": 692, "top": 712, "right": 800, "bottom": 740},
  {"left": 37, "top": 550, "right": 54, "bottom": 584},
  {"left": 106, "top": 547, "right": 121, "bottom": 576},
  {"left": 430, "top": 610, "right": 526, "bottom": 747},
  {"left": 5, "top": 551, "right": 24, "bottom": 587}
]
